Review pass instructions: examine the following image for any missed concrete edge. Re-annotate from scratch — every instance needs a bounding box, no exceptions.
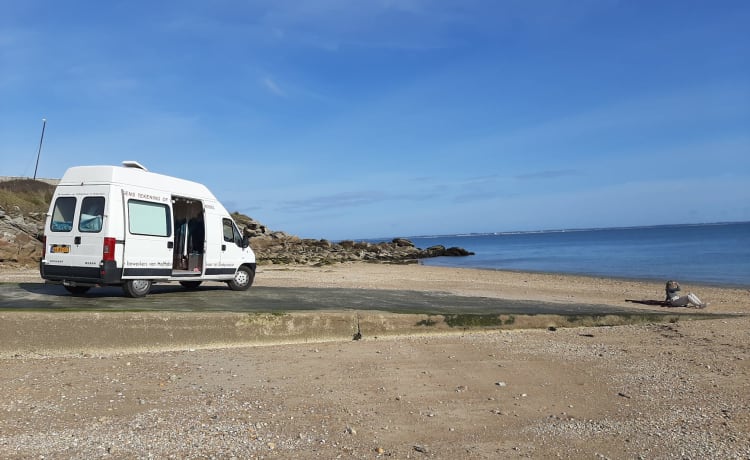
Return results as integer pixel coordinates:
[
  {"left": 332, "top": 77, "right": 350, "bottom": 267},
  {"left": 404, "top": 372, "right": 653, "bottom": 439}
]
[{"left": 0, "top": 309, "right": 708, "bottom": 358}]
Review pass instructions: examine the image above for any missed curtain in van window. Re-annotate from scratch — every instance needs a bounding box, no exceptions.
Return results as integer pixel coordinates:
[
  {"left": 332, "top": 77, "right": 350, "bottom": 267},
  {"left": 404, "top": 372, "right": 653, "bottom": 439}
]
[
  {"left": 79, "top": 196, "right": 105, "bottom": 232},
  {"left": 51, "top": 197, "right": 76, "bottom": 232},
  {"left": 128, "top": 200, "right": 171, "bottom": 237}
]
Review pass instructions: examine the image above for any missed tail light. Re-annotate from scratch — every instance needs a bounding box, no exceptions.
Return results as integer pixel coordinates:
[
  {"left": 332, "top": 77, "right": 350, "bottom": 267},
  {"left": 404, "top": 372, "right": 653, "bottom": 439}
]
[
  {"left": 103, "top": 237, "right": 116, "bottom": 261},
  {"left": 42, "top": 235, "right": 47, "bottom": 258}
]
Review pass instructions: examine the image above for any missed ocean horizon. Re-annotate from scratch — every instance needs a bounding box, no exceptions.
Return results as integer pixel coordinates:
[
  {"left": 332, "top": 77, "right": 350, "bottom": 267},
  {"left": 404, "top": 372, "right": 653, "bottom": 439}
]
[{"left": 372, "top": 222, "right": 750, "bottom": 288}]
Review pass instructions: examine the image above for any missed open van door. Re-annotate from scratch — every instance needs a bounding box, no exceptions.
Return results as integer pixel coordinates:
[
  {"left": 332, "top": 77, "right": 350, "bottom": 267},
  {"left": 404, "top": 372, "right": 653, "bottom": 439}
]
[{"left": 120, "top": 194, "right": 174, "bottom": 297}]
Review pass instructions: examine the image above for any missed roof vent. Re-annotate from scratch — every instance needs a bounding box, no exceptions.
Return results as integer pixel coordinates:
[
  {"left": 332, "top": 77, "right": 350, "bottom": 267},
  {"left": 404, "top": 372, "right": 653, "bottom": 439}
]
[{"left": 122, "top": 161, "right": 148, "bottom": 171}]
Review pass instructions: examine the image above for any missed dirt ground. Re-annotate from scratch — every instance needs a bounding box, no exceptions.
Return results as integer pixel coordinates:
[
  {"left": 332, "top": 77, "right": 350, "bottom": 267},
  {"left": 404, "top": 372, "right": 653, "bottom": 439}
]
[{"left": 1, "top": 263, "right": 749, "bottom": 459}]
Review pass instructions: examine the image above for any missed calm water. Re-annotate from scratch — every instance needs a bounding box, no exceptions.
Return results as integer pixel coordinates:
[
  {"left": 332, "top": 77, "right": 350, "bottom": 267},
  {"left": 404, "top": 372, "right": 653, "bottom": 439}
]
[{"left": 400, "top": 222, "right": 750, "bottom": 287}]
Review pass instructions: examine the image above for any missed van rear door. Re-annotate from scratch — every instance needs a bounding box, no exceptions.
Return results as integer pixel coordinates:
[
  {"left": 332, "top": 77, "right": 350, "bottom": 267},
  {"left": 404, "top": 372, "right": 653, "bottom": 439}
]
[
  {"left": 121, "top": 195, "right": 173, "bottom": 279},
  {"left": 44, "top": 189, "right": 107, "bottom": 282}
]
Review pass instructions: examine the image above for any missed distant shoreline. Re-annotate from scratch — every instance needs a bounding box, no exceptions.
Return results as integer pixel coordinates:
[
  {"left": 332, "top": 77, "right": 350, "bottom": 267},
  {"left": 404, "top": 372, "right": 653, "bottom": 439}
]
[{"left": 359, "top": 220, "right": 750, "bottom": 241}]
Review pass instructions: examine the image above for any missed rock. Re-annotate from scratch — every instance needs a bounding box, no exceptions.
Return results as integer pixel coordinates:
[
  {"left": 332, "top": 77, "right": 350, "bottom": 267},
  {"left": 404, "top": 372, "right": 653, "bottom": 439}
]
[
  {"left": 444, "top": 246, "right": 473, "bottom": 256},
  {"left": 392, "top": 238, "right": 415, "bottom": 247}
]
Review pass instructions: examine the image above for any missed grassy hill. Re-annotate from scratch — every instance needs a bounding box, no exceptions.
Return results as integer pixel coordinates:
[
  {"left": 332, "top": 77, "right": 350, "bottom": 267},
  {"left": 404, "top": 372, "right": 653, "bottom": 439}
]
[{"left": 0, "top": 179, "right": 54, "bottom": 216}]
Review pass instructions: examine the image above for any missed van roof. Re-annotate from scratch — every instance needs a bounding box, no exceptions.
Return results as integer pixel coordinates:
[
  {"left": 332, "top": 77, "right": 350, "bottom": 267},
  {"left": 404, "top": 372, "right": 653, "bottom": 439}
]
[{"left": 58, "top": 164, "right": 218, "bottom": 201}]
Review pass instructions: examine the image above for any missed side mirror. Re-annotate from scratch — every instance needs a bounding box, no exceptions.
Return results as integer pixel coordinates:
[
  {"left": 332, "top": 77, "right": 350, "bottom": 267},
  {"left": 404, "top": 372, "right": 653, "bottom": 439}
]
[{"left": 242, "top": 236, "right": 250, "bottom": 248}]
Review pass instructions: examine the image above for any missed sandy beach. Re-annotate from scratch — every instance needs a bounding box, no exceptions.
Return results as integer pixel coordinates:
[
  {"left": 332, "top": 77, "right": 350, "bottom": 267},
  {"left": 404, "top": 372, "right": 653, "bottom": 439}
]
[{"left": 1, "top": 263, "right": 749, "bottom": 458}]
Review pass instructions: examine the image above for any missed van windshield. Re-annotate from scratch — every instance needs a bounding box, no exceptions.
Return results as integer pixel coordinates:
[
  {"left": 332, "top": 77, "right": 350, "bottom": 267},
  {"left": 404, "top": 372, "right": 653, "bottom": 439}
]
[{"left": 50, "top": 197, "right": 76, "bottom": 232}]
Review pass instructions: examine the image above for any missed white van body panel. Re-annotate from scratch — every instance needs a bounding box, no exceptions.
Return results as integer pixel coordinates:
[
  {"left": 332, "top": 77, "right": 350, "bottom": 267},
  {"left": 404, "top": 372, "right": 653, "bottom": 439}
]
[{"left": 40, "top": 163, "right": 256, "bottom": 296}]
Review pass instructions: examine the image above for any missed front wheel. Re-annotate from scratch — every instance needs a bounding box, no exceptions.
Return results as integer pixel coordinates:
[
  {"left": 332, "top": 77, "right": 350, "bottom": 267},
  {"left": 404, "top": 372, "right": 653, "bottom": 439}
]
[
  {"left": 122, "top": 279, "right": 152, "bottom": 298},
  {"left": 227, "top": 265, "right": 255, "bottom": 291}
]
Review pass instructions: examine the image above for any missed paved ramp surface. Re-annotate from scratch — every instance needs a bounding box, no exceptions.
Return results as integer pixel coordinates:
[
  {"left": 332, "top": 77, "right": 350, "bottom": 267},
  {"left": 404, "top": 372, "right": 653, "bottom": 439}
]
[
  {"left": 1, "top": 281, "right": 671, "bottom": 316},
  {"left": 0, "top": 282, "right": 727, "bottom": 355}
]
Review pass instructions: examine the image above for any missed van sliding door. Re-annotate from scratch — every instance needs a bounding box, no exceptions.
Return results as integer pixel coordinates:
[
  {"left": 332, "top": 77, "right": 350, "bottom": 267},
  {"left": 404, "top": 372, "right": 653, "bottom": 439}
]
[{"left": 122, "top": 198, "right": 173, "bottom": 278}]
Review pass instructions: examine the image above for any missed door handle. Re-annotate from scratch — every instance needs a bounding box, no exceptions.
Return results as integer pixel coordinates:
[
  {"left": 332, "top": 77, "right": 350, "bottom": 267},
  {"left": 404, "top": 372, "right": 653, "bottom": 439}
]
[
  {"left": 221, "top": 244, "right": 226, "bottom": 251},
  {"left": 167, "top": 241, "right": 174, "bottom": 249},
  {"left": 74, "top": 236, "right": 81, "bottom": 245}
]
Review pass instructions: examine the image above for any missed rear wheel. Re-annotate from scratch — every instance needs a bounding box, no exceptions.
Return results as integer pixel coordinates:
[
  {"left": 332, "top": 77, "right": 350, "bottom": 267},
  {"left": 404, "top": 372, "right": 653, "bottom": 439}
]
[
  {"left": 64, "top": 285, "right": 91, "bottom": 296},
  {"left": 227, "top": 265, "right": 255, "bottom": 291},
  {"left": 180, "top": 281, "right": 202, "bottom": 290},
  {"left": 122, "top": 279, "right": 152, "bottom": 298}
]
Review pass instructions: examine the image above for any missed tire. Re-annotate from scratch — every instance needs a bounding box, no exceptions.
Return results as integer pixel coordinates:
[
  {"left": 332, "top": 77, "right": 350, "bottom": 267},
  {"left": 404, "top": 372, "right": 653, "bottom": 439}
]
[
  {"left": 122, "top": 279, "right": 152, "bottom": 298},
  {"left": 227, "top": 265, "right": 255, "bottom": 291},
  {"left": 64, "top": 285, "right": 91, "bottom": 296},
  {"left": 180, "top": 281, "right": 202, "bottom": 290}
]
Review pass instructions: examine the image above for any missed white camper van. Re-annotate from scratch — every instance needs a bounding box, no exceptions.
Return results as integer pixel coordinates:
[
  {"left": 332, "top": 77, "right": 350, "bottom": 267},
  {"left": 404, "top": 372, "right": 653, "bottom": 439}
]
[{"left": 40, "top": 161, "right": 256, "bottom": 297}]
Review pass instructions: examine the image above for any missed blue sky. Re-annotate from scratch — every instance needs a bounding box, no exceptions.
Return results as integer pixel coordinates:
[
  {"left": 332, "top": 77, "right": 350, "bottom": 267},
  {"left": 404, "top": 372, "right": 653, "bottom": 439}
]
[{"left": 2, "top": 1, "right": 748, "bottom": 240}]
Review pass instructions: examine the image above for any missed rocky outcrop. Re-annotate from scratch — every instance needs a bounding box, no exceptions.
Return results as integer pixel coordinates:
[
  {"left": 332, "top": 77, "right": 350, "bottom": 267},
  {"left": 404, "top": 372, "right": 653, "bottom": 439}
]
[
  {"left": 231, "top": 213, "right": 474, "bottom": 266},
  {"left": 0, "top": 208, "right": 46, "bottom": 266},
  {"left": 249, "top": 235, "right": 474, "bottom": 266}
]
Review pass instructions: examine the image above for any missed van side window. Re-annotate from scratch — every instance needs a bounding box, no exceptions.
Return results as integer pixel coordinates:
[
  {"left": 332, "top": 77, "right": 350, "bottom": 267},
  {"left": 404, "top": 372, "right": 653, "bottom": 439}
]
[
  {"left": 50, "top": 197, "right": 76, "bottom": 232},
  {"left": 128, "top": 200, "right": 171, "bottom": 237},
  {"left": 222, "top": 218, "right": 244, "bottom": 246},
  {"left": 222, "top": 219, "right": 234, "bottom": 242},
  {"left": 79, "top": 196, "right": 105, "bottom": 233}
]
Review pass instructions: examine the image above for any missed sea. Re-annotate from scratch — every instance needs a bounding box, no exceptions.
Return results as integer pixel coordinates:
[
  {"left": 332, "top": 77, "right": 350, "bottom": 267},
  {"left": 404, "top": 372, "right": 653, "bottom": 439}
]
[{"left": 384, "top": 222, "right": 750, "bottom": 288}]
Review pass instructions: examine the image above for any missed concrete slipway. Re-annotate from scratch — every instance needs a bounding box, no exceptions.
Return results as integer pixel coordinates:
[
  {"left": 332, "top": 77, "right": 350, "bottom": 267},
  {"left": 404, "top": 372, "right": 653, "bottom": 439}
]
[{"left": 0, "top": 282, "right": 718, "bottom": 356}]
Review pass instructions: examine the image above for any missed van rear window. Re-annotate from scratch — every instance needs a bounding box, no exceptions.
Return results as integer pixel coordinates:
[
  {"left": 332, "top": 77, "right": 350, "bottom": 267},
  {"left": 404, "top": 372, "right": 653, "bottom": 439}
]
[
  {"left": 128, "top": 200, "right": 171, "bottom": 237},
  {"left": 79, "top": 196, "right": 105, "bottom": 233},
  {"left": 50, "top": 197, "right": 76, "bottom": 232}
]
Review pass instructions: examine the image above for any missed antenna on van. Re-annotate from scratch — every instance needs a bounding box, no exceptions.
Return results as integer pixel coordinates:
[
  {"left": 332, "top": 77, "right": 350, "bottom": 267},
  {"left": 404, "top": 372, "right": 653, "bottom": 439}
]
[{"left": 122, "top": 161, "right": 148, "bottom": 171}]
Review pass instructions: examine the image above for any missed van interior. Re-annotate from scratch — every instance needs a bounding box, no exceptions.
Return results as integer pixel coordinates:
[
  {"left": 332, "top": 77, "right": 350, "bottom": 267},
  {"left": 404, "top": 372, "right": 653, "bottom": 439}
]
[{"left": 171, "top": 196, "right": 205, "bottom": 274}]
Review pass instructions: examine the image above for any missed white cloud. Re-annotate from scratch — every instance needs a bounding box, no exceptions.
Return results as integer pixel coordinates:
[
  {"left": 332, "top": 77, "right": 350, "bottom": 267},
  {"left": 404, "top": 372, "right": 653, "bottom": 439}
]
[{"left": 262, "top": 76, "right": 287, "bottom": 97}]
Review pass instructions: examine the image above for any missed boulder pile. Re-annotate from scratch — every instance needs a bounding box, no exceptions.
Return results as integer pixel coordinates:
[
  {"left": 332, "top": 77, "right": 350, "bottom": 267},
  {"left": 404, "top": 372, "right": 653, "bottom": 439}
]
[
  {"left": 233, "top": 213, "right": 474, "bottom": 266},
  {"left": 0, "top": 208, "right": 45, "bottom": 267},
  {"left": 0, "top": 178, "right": 51, "bottom": 267}
]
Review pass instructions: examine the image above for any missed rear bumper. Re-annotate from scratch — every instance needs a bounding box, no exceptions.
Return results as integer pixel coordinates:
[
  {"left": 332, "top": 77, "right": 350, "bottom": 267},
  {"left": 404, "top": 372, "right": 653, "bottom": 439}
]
[{"left": 40, "top": 260, "right": 122, "bottom": 286}]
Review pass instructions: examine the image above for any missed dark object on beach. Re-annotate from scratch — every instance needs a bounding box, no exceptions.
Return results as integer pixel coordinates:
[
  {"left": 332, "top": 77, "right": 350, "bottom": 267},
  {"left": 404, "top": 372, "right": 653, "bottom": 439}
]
[
  {"left": 626, "top": 299, "right": 669, "bottom": 306},
  {"left": 579, "top": 333, "right": 595, "bottom": 337},
  {"left": 547, "top": 326, "right": 557, "bottom": 331},
  {"left": 353, "top": 315, "right": 362, "bottom": 341}
]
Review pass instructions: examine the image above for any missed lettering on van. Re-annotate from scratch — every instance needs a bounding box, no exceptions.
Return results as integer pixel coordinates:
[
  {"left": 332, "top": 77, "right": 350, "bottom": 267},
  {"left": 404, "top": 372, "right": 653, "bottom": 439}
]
[
  {"left": 125, "top": 260, "right": 172, "bottom": 267},
  {"left": 122, "top": 190, "right": 170, "bottom": 202}
]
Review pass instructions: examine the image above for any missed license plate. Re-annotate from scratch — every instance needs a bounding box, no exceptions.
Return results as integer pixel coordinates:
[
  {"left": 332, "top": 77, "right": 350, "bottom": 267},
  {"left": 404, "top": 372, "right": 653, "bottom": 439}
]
[{"left": 51, "top": 245, "right": 70, "bottom": 254}]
